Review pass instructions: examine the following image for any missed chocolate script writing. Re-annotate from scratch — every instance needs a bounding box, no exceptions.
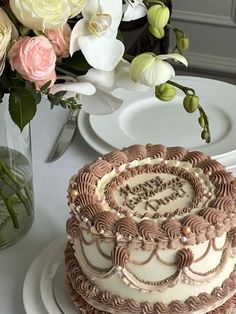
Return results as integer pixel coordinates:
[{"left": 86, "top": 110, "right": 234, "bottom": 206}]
[{"left": 119, "top": 175, "right": 187, "bottom": 211}]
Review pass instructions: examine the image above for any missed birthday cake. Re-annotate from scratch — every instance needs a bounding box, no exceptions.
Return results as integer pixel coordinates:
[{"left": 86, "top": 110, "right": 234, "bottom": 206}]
[{"left": 65, "top": 144, "right": 236, "bottom": 313}]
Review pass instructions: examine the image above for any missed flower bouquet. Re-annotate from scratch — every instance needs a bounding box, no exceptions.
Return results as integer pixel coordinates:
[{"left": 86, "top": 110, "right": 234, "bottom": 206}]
[
  {"left": 0, "top": 0, "right": 212, "bottom": 247},
  {"left": 0, "top": 0, "right": 210, "bottom": 141}
]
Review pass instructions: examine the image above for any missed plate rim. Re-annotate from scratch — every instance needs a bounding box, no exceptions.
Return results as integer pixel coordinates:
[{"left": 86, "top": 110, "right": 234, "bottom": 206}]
[
  {"left": 89, "top": 76, "right": 236, "bottom": 157},
  {"left": 23, "top": 236, "right": 66, "bottom": 314}
]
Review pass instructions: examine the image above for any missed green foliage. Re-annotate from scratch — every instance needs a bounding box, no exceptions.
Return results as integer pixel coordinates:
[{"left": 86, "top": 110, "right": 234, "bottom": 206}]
[
  {"left": 9, "top": 88, "right": 38, "bottom": 131},
  {"left": 58, "top": 51, "right": 91, "bottom": 75}
]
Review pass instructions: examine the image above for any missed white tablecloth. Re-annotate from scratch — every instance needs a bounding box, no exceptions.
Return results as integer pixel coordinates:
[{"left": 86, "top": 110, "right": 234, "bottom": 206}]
[{"left": 0, "top": 100, "right": 235, "bottom": 314}]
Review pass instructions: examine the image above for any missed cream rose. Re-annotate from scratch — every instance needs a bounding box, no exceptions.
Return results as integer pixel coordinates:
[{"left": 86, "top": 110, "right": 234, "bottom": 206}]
[
  {"left": 8, "top": 35, "right": 57, "bottom": 90},
  {"left": 9, "top": 0, "right": 85, "bottom": 30},
  {"left": 68, "top": 0, "right": 87, "bottom": 17},
  {"left": 45, "top": 24, "right": 71, "bottom": 58},
  {"left": 0, "top": 8, "right": 12, "bottom": 75}
]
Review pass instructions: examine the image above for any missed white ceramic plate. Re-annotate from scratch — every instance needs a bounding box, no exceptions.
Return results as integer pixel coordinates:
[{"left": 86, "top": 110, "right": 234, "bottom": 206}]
[
  {"left": 78, "top": 109, "right": 236, "bottom": 170},
  {"left": 23, "top": 237, "right": 77, "bottom": 314},
  {"left": 89, "top": 76, "right": 236, "bottom": 157}
]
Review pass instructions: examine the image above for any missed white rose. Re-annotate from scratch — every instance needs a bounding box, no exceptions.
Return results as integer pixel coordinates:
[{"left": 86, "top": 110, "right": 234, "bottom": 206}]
[
  {"left": 68, "top": 0, "right": 87, "bottom": 18},
  {"left": 9, "top": 0, "right": 85, "bottom": 30},
  {"left": 0, "top": 8, "right": 12, "bottom": 75}
]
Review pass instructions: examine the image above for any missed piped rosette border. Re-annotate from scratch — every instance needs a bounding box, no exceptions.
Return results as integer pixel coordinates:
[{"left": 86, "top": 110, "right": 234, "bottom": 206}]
[{"left": 67, "top": 144, "right": 236, "bottom": 250}]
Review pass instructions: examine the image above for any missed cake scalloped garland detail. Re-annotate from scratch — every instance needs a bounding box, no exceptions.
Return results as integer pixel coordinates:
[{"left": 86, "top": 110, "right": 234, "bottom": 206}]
[
  {"left": 65, "top": 241, "right": 236, "bottom": 314},
  {"left": 65, "top": 144, "right": 236, "bottom": 314}
]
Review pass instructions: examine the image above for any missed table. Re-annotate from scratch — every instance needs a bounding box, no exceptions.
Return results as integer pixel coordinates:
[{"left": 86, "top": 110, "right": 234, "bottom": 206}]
[
  {"left": 0, "top": 101, "right": 100, "bottom": 314},
  {"left": 0, "top": 99, "right": 236, "bottom": 314}
]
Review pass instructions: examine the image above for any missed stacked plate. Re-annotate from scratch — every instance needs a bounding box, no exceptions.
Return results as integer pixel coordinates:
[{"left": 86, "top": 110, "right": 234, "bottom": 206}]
[{"left": 78, "top": 76, "right": 236, "bottom": 169}]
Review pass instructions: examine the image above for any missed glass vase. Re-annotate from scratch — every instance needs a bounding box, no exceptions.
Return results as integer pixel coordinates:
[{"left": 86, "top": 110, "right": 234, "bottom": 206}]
[{"left": 0, "top": 96, "right": 34, "bottom": 249}]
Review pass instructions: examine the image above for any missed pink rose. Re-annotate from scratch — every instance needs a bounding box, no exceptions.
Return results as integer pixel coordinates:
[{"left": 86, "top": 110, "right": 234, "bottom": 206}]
[
  {"left": 45, "top": 23, "right": 71, "bottom": 58},
  {"left": 8, "top": 35, "right": 57, "bottom": 90}
]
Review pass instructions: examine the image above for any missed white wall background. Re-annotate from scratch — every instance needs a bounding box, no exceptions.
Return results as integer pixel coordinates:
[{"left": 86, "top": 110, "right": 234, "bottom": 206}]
[{"left": 171, "top": 0, "right": 236, "bottom": 82}]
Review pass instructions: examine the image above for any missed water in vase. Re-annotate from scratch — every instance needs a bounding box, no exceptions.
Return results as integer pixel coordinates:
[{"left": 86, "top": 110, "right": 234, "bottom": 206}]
[{"left": 0, "top": 147, "right": 34, "bottom": 248}]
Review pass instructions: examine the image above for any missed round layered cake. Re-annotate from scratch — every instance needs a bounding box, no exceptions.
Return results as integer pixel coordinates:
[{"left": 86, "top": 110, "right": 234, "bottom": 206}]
[{"left": 65, "top": 144, "right": 236, "bottom": 314}]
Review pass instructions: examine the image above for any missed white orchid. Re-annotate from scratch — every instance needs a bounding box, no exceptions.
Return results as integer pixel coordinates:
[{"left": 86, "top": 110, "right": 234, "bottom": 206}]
[
  {"left": 50, "top": 59, "right": 149, "bottom": 115},
  {"left": 122, "top": 0, "right": 147, "bottom": 22},
  {"left": 70, "top": 0, "right": 124, "bottom": 71},
  {"left": 130, "top": 52, "right": 188, "bottom": 86}
]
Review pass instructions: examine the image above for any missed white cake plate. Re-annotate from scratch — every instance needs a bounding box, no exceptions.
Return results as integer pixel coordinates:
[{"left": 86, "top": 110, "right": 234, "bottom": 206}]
[{"left": 23, "top": 237, "right": 78, "bottom": 314}]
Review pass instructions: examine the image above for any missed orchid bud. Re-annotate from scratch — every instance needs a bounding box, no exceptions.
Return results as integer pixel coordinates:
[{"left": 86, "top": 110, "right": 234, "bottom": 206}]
[
  {"left": 198, "top": 116, "right": 205, "bottom": 128},
  {"left": 183, "top": 95, "right": 199, "bottom": 113},
  {"left": 147, "top": 4, "right": 170, "bottom": 30},
  {"left": 201, "top": 130, "right": 209, "bottom": 140},
  {"left": 155, "top": 83, "right": 176, "bottom": 101},
  {"left": 177, "top": 35, "right": 189, "bottom": 52},
  {"left": 149, "top": 25, "right": 165, "bottom": 39}
]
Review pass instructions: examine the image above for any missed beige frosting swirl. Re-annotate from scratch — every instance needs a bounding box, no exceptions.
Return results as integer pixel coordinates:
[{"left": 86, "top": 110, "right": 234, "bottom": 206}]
[
  {"left": 165, "top": 146, "right": 188, "bottom": 160},
  {"left": 115, "top": 217, "right": 139, "bottom": 238},
  {"left": 198, "top": 207, "right": 226, "bottom": 224},
  {"left": 182, "top": 151, "right": 208, "bottom": 166},
  {"left": 209, "top": 170, "right": 234, "bottom": 185},
  {"left": 92, "top": 211, "right": 117, "bottom": 233},
  {"left": 111, "top": 245, "right": 130, "bottom": 268},
  {"left": 208, "top": 197, "right": 235, "bottom": 213},
  {"left": 87, "top": 159, "right": 112, "bottom": 178},
  {"left": 214, "top": 183, "right": 236, "bottom": 198},
  {"left": 138, "top": 220, "right": 164, "bottom": 241},
  {"left": 66, "top": 216, "right": 80, "bottom": 238},
  {"left": 162, "top": 219, "right": 182, "bottom": 239},
  {"left": 122, "top": 144, "right": 147, "bottom": 162},
  {"left": 80, "top": 204, "right": 103, "bottom": 221},
  {"left": 181, "top": 214, "right": 209, "bottom": 233},
  {"left": 176, "top": 248, "right": 194, "bottom": 270},
  {"left": 197, "top": 159, "right": 224, "bottom": 174},
  {"left": 103, "top": 150, "right": 128, "bottom": 166},
  {"left": 146, "top": 144, "right": 167, "bottom": 158}
]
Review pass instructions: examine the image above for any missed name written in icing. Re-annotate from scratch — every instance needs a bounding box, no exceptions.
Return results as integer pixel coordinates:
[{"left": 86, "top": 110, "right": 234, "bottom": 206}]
[{"left": 119, "top": 175, "right": 187, "bottom": 211}]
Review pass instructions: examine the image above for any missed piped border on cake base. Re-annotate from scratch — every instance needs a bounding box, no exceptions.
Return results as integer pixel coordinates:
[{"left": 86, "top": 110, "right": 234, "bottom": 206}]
[{"left": 65, "top": 241, "right": 236, "bottom": 314}]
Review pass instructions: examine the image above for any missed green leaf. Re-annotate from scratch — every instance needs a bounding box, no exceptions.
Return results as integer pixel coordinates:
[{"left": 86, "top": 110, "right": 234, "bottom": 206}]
[
  {"left": 60, "top": 51, "right": 91, "bottom": 74},
  {"left": 40, "top": 81, "right": 52, "bottom": 93},
  {"left": 9, "top": 88, "right": 37, "bottom": 131}
]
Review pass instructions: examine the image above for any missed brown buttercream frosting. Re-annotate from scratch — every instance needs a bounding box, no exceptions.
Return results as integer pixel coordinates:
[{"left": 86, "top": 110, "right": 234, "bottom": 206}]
[
  {"left": 92, "top": 211, "right": 117, "bottom": 233},
  {"left": 87, "top": 159, "right": 112, "bottom": 178},
  {"left": 115, "top": 217, "right": 139, "bottom": 238},
  {"left": 111, "top": 245, "right": 130, "bottom": 268},
  {"left": 208, "top": 197, "right": 235, "bottom": 213},
  {"left": 183, "top": 151, "right": 208, "bottom": 166},
  {"left": 122, "top": 144, "right": 147, "bottom": 162},
  {"left": 161, "top": 219, "right": 182, "bottom": 239},
  {"left": 103, "top": 151, "right": 128, "bottom": 167},
  {"left": 197, "top": 159, "right": 225, "bottom": 174},
  {"left": 165, "top": 146, "right": 188, "bottom": 160},
  {"left": 138, "top": 220, "right": 164, "bottom": 241},
  {"left": 146, "top": 144, "right": 167, "bottom": 158},
  {"left": 176, "top": 248, "right": 194, "bottom": 270},
  {"left": 198, "top": 208, "right": 227, "bottom": 224},
  {"left": 181, "top": 214, "right": 209, "bottom": 233},
  {"left": 80, "top": 204, "right": 103, "bottom": 221},
  {"left": 209, "top": 170, "right": 234, "bottom": 185}
]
